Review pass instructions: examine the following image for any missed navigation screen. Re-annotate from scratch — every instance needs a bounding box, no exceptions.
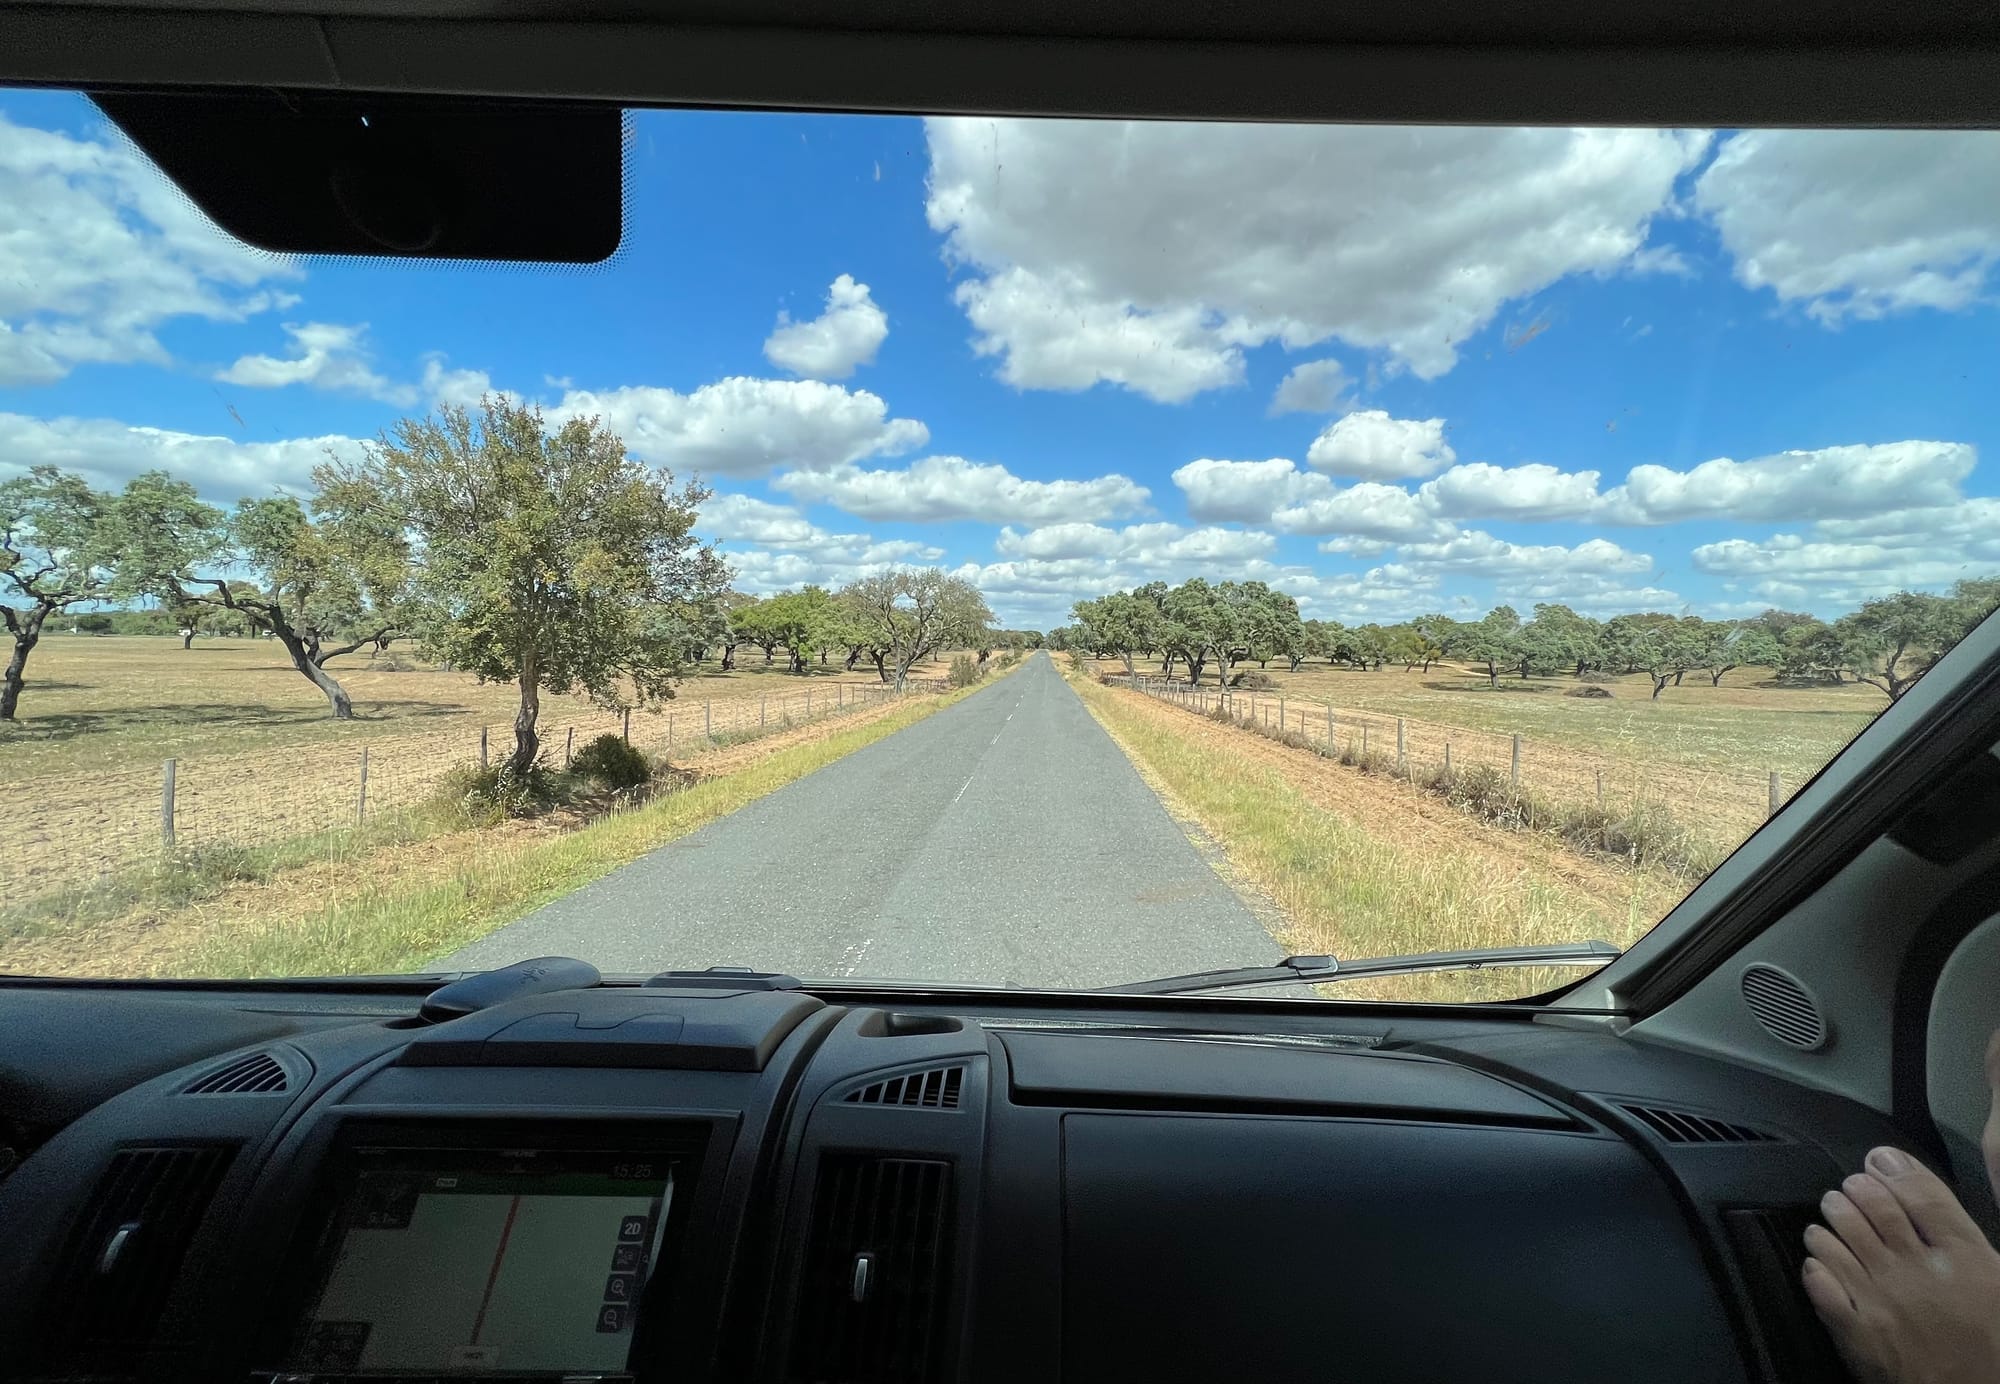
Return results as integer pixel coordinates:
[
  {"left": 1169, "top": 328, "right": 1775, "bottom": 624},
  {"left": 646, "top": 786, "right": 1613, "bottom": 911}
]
[{"left": 294, "top": 1149, "right": 676, "bottom": 1375}]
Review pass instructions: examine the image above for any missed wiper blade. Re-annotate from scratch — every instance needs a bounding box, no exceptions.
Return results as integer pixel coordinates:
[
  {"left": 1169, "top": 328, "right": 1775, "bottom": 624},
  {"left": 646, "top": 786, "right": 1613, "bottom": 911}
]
[{"left": 1100, "top": 941, "right": 1623, "bottom": 997}]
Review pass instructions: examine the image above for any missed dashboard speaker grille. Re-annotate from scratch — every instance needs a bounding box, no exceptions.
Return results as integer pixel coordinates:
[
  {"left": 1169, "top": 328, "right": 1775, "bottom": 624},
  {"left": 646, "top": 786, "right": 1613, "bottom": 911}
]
[
  {"left": 790, "top": 1154, "right": 954, "bottom": 1384},
  {"left": 40, "top": 1144, "right": 236, "bottom": 1375},
  {"left": 183, "top": 1051, "right": 289, "bottom": 1095},
  {"left": 1619, "top": 1104, "right": 1779, "bottom": 1145},
  {"left": 843, "top": 1066, "right": 965, "bottom": 1110},
  {"left": 1740, "top": 964, "right": 1829, "bottom": 1050}
]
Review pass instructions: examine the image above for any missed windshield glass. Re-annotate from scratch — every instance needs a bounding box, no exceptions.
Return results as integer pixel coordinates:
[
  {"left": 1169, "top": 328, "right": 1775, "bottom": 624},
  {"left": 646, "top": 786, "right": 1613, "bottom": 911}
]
[{"left": 2, "top": 92, "right": 1994, "bottom": 1000}]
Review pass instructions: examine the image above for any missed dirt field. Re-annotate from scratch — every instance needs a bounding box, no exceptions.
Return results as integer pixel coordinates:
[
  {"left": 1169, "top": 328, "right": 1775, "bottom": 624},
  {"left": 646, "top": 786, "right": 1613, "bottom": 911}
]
[
  {"left": 0, "top": 635, "right": 966, "bottom": 902},
  {"left": 1083, "top": 655, "right": 1881, "bottom": 860}
]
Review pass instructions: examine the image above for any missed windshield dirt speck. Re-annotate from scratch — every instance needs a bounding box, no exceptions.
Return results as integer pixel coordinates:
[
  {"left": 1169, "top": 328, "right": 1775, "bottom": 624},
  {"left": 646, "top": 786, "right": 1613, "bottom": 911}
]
[{"left": 2, "top": 94, "right": 1996, "bottom": 1001}]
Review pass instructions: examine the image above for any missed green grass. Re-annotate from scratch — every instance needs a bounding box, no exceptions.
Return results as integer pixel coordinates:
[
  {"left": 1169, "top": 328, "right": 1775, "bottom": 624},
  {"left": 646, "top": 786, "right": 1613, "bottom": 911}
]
[
  {"left": 174, "top": 670, "right": 1011, "bottom": 978},
  {"left": 1073, "top": 676, "right": 1655, "bottom": 1003}
]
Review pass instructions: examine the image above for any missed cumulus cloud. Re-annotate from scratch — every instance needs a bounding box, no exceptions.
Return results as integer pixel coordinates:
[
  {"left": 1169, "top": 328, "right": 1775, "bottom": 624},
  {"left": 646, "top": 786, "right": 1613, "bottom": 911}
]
[
  {"left": 1269, "top": 359, "right": 1352, "bottom": 415},
  {"left": 763, "top": 274, "right": 890, "bottom": 379},
  {"left": 1172, "top": 457, "right": 1330, "bottom": 524},
  {"left": 218, "top": 322, "right": 417, "bottom": 405},
  {"left": 1695, "top": 131, "right": 2000, "bottom": 324},
  {"left": 777, "top": 454, "right": 1149, "bottom": 524},
  {"left": 699, "top": 493, "right": 824, "bottom": 546},
  {"left": 725, "top": 538, "right": 947, "bottom": 595},
  {"left": 926, "top": 119, "right": 1707, "bottom": 396},
  {"left": 420, "top": 356, "right": 504, "bottom": 409},
  {"left": 1305, "top": 410, "right": 1455, "bottom": 480},
  {"left": 0, "top": 110, "right": 299, "bottom": 385},
  {"left": 994, "top": 521, "right": 1273, "bottom": 564},
  {"left": 0, "top": 411, "right": 363, "bottom": 499},
  {"left": 1690, "top": 496, "right": 2000, "bottom": 603},
  {"left": 1601, "top": 441, "right": 1973, "bottom": 524},
  {"left": 545, "top": 377, "right": 927, "bottom": 477},
  {"left": 1274, "top": 481, "right": 1450, "bottom": 542},
  {"left": 952, "top": 268, "right": 1247, "bottom": 403},
  {"left": 1418, "top": 462, "right": 1606, "bottom": 520},
  {"left": 1392, "top": 529, "right": 1653, "bottom": 579}
]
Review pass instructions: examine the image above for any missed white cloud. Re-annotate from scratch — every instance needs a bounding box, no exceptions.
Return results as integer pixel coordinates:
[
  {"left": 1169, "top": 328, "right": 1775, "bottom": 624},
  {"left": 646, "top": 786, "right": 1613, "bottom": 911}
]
[
  {"left": 0, "top": 411, "right": 363, "bottom": 500},
  {"left": 545, "top": 377, "right": 927, "bottom": 478},
  {"left": 0, "top": 110, "right": 299, "bottom": 385},
  {"left": 1393, "top": 529, "right": 1653, "bottom": 579},
  {"left": 1273, "top": 481, "right": 1450, "bottom": 542},
  {"left": 926, "top": 119, "right": 1707, "bottom": 395},
  {"left": 1690, "top": 496, "right": 2000, "bottom": 604},
  {"left": 777, "top": 454, "right": 1149, "bottom": 524},
  {"left": 994, "top": 521, "right": 1273, "bottom": 564},
  {"left": 218, "top": 322, "right": 417, "bottom": 405},
  {"left": 1171, "top": 457, "right": 1330, "bottom": 524},
  {"left": 953, "top": 267, "right": 1247, "bottom": 404},
  {"left": 1269, "top": 359, "right": 1352, "bottom": 415},
  {"left": 1602, "top": 441, "right": 1973, "bottom": 524},
  {"left": 1501, "top": 576, "right": 1685, "bottom": 615},
  {"left": 724, "top": 537, "right": 947, "bottom": 596},
  {"left": 421, "top": 356, "right": 503, "bottom": 409},
  {"left": 1306, "top": 410, "right": 1455, "bottom": 480},
  {"left": 1695, "top": 131, "right": 2000, "bottom": 324},
  {"left": 763, "top": 274, "right": 890, "bottom": 379},
  {"left": 1418, "top": 462, "right": 1605, "bottom": 520},
  {"left": 700, "top": 493, "right": 824, "bottom": 546}
]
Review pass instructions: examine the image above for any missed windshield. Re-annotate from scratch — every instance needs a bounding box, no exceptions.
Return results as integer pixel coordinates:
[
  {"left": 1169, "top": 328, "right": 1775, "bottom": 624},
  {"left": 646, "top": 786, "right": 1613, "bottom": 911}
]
[{"left": 2, "top": 93, "right": 1994, "bottom": 1001}]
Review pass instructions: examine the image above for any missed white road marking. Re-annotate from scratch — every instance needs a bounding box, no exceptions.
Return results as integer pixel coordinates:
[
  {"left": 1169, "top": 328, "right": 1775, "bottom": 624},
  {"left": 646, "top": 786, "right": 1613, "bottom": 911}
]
[{"left": 952, "top": 774, "right": 975, "bottom": 803}]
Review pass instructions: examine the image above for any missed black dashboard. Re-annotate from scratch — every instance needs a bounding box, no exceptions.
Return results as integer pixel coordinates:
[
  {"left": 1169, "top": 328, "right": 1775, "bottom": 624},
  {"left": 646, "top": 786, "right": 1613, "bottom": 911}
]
[{"left": 0, "top": 973, "right": 1901, "bottom": 1384}]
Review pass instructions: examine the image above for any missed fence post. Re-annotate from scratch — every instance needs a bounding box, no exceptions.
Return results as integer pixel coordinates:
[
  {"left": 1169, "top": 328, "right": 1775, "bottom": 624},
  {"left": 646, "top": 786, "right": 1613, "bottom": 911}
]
[
  {"left": 565, "top": 726, "right": 574, "bottom": 767},
  {"left": 623, "top": 707, "right": 632, "bottom": 744},
  {"left": 839, "top": 683, "right": 845, "bottom": 709},
  {"left": 479, "top": 726, "right": 488, "bottom": 769},
  {"left": 1596, "top": 767, "right": 1604, "bottom": 807},
  {"left": 356, "top": 747, "right": 369, "bottom": 824},
  {"left": 667, "top": 713, "right": 674, "bottom": 756},
  {"left": 1510, "top": 733, "right": 1522, "bottom": 789},
  {"left": 1279, "top": 697, "right": 1286, "bottom": 732},
  {"left": 1444, "top": 742, "right": 1452, "bottom": 774},
  {"left": 705, "top": 700, "right": 712, "bottom": 740},
  {"left": 161, "top": 758, "right": 177, "bottom": 848},
  {"left": 806, "top": 688, "right": 812, "bottom": 718},
  {"left": 1768, "top": 771, "right": 1782, "bottom": 818},
  {"left": 1362, "top": 724, "right": 1370, "bottom": 758},
  {"left": 1396, "top": 717, "right": 1407, "bottom": 775},
  {"left": 760, "top": 695, "right": 766, "bottom": 730},
  {"left": 1327, "top": 709, "right": 1334, "bottom": 749}
]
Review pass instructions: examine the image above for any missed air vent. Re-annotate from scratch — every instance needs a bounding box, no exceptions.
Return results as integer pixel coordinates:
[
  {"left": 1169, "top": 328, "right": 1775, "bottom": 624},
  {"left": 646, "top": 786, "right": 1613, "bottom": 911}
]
[
  {"left": 183, "top": 1051, "right": 288, "bottom": 1095},
  {"left": 1740, "top": 964, "right": 1830, "bottom": 1050},
  {"left": 1722, "top": 1206, "right": 1847, "bottom": 1381},
  {"left": 844, "top": 1066, "right": 966, "bottom": 1110},
  {"left": 790, "top": 1155, "right": 954, "bottom": 1384},
  {"left": 1620, "top": 1104, "right": 1779, "bottom": 1145},
  {"left": 39, "top": 1144, "right": 236, "bottom": 1375}
]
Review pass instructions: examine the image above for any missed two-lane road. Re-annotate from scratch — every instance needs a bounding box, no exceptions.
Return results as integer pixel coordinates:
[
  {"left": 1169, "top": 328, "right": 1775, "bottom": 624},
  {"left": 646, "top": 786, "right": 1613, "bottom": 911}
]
[{"left": 443, "top": 653, "right": 1277, "bottom": 988}]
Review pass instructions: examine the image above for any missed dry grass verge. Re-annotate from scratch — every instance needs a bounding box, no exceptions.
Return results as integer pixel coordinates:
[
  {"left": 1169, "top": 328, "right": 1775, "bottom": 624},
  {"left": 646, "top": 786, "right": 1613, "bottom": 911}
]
[{"left": 1071, "top": 674, "right": 1681, "bottom": 1003}]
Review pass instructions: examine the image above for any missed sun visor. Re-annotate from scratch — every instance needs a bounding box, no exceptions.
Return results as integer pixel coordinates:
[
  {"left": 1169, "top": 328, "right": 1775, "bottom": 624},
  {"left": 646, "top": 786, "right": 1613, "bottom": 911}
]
[{"left": 90, "top": 89, "right": 623, "bottom": 263}]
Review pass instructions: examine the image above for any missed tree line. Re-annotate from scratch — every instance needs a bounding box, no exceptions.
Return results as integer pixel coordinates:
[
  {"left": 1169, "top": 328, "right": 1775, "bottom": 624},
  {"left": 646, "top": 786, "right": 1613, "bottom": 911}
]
[
  {"left": 1, "top": 398, "right": 1000, "bottom": 779},
  {"left": 1065, "top": 578, "right": 2000, "bottom": 701}
]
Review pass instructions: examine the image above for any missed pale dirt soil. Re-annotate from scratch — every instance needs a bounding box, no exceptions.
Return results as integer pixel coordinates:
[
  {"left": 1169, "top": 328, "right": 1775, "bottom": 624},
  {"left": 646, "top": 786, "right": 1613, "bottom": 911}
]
[
  {"left": 0, "top": 691, "right": 935, "bottom": 979},
  {"left": 1, "top": 637, "right": 963, "bottom": 898}
]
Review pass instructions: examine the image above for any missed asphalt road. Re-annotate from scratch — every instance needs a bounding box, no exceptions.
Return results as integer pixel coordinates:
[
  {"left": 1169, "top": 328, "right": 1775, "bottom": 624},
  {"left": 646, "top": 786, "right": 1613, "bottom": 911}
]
[{"left": 443, "top": 652, "right": 1279, "bottom": 989}]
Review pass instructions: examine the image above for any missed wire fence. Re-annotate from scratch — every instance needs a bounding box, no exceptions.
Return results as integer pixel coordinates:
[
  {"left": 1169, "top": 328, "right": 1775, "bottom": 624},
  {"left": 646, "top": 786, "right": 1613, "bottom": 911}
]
[
  {"left": 6, "top": 677, "right": 948, "bottom": 906},
  {"left": 1110, "top": 674, "right": 1793, "bottom": 850}
]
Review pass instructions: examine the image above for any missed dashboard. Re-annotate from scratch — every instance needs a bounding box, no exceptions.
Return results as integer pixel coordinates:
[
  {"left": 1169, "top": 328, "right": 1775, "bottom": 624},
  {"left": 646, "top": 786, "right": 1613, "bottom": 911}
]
[{"left": 0, "top": 971, "right": 1900, "bottom": 1384}]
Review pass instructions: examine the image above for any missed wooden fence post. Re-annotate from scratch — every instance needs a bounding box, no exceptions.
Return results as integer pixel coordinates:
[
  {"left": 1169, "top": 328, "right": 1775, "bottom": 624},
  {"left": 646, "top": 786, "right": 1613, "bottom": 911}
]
[
  {"left": 806, "top": 688, "right": 812, "bottom": 718},
  {"left": 760, "top": 695, "right": 766, "bottom": 730},
  {"left": 479, "top": 727, "right": 488, "bottom": 769},
  {"left": 1279, "top": 697, "right": 1286, "bottom": 731},
  {"left": 1510, "top": 733, "right": 1521, "bottom": 789},
  {"left": 1768, "top": 771, "right": 1782, "bottom": 818},
  {"left": 1596, "top": 767, "right": 1604, "bottom": 807},
  {"left": 1362, "top": 724, "right": 1370, "bottom": 757},
  {"left": 161, "top": 759, "right": 177, "bottom": 848},
  {"left": 565, "top": 726, "right": 574, "bottom": 767},
  {"left": 623, "top": 708, "right": 632, "bottom": 744},
  {"left": 705, "top": 700, "right": 712, "bottom": 739},
  {"left": 1396, "top": 717, "right": 1407, "bottom": 774},
  {"left": 356, "top": 747, "right": 369, "bottom": 824},
  {"left": 838, "top": 683, "right": 844, "bottom": 709},
  {"left": 1444, "top": 742, "right": 1452, "bottom": 774},
  {"left": 667, "top": 713, "right": 674, "bottom": 755}
]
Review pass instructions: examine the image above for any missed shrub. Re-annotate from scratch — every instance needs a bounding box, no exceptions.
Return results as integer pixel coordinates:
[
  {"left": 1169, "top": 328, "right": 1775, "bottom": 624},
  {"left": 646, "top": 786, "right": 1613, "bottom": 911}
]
[
  {"left": 1230, "top": 670, "right": 1280, "bottom": 690},
  {"left": 571, "top": 732, "right": 652, "bottom": 789},
  {"left": 368, "top": 650, "right": 424, "bottom": 672},
  {"left": 948, "top": 653, "right": 983, "bottom": 688},
  {"left": 1564, "top": 685, "right": 1613, "bottom": 699},
  {"left": 439, "top": 760, "right": 564, "bottom": 822}
]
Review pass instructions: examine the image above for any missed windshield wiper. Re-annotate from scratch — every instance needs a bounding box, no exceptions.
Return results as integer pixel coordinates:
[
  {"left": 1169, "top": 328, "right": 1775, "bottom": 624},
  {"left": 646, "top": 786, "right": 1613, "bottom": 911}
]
[{"left": 1100, "top": 941, "right": 1623, "bottom": 997}]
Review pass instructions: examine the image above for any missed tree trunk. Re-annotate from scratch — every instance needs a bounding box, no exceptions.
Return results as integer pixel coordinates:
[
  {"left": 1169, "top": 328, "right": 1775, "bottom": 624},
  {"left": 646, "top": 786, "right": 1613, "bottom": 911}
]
[
  {"left": 1710, "top": 668, "right": 1726, "bottom": 687},
  {"left": 762, "top": 645, "right": 773, "bottom": 664},
  {"left": 1, "top": 608, "right": 47, "bottom": 721},
  {"left": 1651, "top": 673, "right": 1670, "bottom": 700},
  {"left": 721, "top": 642, "right": 737, "bottom": 671},
  {"left": 1289, "top": 655, "right": 1304, "bottom": 672},
  {"left": 872, "top": 650, "right": 890, "bottom": 683},
  {"left": 180, "top": 628, "right": 195, "bottom": 650},
  {"left": 1186, "top": 652, "right": 1206, "bottom": 685},
  {"left": 1486, "top": 662, "right": 1499, "bottom": 690},
  {"left": 1673, "top": 669, "right": 1685, "bottom": 686},
  {"left": 511, "top": 658, "right": 541, "bottom": 777},
  {"left": 271, "top": 627, "right": 354, "bottom": 718},
  {"left": 846, "top": 647, "right": 861, "bottom": 671}
]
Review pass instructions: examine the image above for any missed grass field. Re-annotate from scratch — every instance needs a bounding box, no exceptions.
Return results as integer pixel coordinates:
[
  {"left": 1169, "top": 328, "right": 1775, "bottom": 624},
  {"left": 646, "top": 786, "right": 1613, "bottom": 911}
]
[
  {"left": 1070, "top": 672, "right": 1687, "bottom": 1003},
  {"left": 0, "top": 635, "right": 966, "bottom": 903}
]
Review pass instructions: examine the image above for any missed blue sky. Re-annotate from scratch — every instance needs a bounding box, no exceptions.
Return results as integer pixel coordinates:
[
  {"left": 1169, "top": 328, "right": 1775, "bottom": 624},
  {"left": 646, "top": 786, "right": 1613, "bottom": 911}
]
[{"left": 3, "top": 89, "right": 1998, "bottom": 630}]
